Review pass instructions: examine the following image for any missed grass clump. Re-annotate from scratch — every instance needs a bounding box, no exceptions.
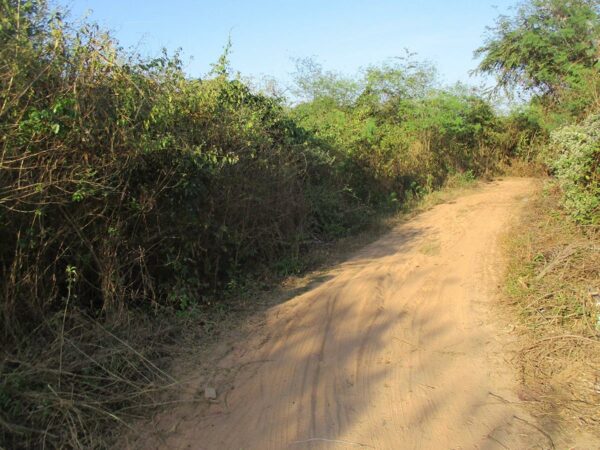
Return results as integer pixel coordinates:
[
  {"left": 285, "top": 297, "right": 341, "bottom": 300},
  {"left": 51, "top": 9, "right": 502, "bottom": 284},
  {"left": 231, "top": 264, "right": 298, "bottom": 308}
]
[{"left": 0, "top": 312, "right": 181, "bottom": 449}]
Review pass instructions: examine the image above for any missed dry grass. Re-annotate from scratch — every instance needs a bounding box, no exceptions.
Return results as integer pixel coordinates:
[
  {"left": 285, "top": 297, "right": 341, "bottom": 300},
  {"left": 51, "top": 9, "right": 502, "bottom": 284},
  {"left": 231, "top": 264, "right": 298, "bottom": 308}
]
[
  {"left": 0, "top": 312, "right": 182, "bottom": 449},
  {"left": 503, "top": 180, "right": 600, "bottom": 433},
  {"left": 498, "top": 158, "right": 548, "bottom": 177}
]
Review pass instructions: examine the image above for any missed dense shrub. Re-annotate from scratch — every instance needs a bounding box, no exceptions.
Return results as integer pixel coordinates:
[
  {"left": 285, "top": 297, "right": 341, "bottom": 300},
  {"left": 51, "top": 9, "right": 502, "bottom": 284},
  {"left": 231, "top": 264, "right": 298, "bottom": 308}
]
[
  {"left": 0, "top": 4, "right": 379, "bottom": 446},
  {"left": 492, "top": 107, "right": 546, "bottom": 159},
  {"left": 291, "top": 59, "right": 512, "bottom": 202},
  {"left": 0, "top": 1, "right": 371, "bottom": 340},
  {"left": 548, "top": 114, "right": 600, "bottom": 224}
]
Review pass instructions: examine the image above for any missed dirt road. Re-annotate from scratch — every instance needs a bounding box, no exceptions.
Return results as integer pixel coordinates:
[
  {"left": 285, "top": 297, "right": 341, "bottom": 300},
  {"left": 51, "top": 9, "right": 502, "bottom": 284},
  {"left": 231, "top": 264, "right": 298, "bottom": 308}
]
[{"left": 140, "top": 178, "right": 558, "bottom": 449}]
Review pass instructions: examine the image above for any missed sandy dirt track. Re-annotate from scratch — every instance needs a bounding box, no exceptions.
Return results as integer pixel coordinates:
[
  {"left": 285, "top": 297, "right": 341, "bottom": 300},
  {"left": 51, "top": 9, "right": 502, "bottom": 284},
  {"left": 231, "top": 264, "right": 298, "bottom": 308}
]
[{"left": 138, "top": 178, "right": 564, "bottom": 449}]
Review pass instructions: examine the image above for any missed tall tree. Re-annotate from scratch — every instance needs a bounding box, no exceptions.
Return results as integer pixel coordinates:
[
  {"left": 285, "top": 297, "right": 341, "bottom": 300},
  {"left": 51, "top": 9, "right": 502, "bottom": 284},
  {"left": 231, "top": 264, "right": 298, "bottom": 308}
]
[{"left": 475, "top": 0, "right": 599, "bottom": 97}]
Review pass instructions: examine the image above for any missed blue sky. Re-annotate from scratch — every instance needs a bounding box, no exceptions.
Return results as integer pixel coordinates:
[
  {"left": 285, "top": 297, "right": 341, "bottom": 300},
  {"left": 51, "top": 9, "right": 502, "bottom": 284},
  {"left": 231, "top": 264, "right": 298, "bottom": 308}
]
[{"left": 61, "top": 0, "right": 517, "bottom": 88}]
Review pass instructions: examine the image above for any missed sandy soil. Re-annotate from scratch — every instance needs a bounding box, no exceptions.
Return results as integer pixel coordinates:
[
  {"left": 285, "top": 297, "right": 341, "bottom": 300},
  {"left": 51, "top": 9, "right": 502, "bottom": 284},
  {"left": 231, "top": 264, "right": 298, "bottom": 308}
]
[{"left": 132, "top": 178, "right": 584, "bottom": 449}]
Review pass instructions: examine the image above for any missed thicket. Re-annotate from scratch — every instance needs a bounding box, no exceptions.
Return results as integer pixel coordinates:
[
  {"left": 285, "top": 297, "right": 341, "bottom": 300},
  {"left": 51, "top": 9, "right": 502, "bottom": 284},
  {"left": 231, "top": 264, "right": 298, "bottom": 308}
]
[
  {"left": 0, "top": 2, "right": 375, "bottom": 446},
  {"left": 0, "top": 1, "right": 377, "bottom": 341},
  {"left": 0, "top": 1, "right": 518, "bottom": 342},
  {"left": 290, "top": 57, "right": 511, "bottom": 199}
]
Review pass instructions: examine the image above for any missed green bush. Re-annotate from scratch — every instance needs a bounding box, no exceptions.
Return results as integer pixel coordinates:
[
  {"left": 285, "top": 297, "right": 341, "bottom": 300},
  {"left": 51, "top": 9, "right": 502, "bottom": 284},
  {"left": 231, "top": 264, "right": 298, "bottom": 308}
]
[
  {"left": 291, "top": 58, "right": 510, "bottom": 202},
  {"left": 0, "top": 3, "right": 381, "bottom": 446},
  {"left": 548, "top": 113, "right": 600, "bottom": 224}
]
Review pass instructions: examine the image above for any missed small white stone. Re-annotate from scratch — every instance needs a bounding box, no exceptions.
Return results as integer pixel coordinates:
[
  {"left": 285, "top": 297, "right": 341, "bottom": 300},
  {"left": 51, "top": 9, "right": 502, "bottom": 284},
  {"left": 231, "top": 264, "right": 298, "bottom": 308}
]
[{"left": 204, "top": 387, "right": 217, "bottom": 400}]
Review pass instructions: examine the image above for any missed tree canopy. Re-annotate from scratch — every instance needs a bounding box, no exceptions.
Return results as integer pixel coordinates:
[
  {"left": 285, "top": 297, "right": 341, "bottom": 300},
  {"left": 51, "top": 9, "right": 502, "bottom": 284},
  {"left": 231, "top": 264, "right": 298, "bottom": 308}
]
[{"left": 476, "top": 0, "right": 599, "bottom": 98}]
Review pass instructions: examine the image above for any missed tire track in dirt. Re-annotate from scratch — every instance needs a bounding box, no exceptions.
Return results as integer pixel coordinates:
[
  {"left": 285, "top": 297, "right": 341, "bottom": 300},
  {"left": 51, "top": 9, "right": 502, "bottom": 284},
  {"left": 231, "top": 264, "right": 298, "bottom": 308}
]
[
  {"left": 354, "top": 270, "right": 387, "bottom": 383},
  {"left": 310, "top": 292, "right": 339, "bottom": 437}
]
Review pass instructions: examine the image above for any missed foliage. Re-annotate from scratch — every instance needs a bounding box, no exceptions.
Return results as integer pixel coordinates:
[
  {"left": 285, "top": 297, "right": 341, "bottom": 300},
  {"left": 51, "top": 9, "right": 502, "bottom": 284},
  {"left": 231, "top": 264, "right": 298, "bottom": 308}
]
[
  {"left": 0, "top": 0, "right": 378, "bottom": 344},
  {"left": 477, "top": 0, "right": 599, "bottom": 223},
  {"left": 292, "top": 59, "right": 512, "bottom": 200},
  {"left": 291, "top": 57, "right": 361, "bottom": 106},
  {"left": 492, "top": 105, "right": 546, "bottom": 158},
  {"left": 476, "top": 0, "right": 599, "bottom": 102},
  {"left": 0, "top": 1, "right": 386, "bottom": 446},
  {"left": 548, "top": 113, "right": 600, "bottom": 223}
]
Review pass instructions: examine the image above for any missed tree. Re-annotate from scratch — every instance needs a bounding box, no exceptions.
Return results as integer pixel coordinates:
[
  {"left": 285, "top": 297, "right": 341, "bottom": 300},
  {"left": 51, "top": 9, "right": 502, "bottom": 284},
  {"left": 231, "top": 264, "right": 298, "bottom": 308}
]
[
  {"left": 291, "top": 57, "right": 361, "bottom": 106},
  {"left": 357, "top": 54, "right": 438, "bottom": 118},
  {"left": 475, "top": 0, "right": 599, "bottom": 98}
]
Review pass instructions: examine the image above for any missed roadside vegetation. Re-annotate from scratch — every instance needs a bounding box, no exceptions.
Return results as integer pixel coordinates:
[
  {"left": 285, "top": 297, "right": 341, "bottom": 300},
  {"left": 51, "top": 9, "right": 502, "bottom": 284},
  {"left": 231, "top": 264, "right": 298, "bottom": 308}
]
[
  {"left": 505, "top": 184, "right": 599, "bottom": 429},
  {"left": 0, "top": 0, "right": 598, "bottom": 447},
  {"left": 476, "top": 0, "right": 599, "bottom": 434}
]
